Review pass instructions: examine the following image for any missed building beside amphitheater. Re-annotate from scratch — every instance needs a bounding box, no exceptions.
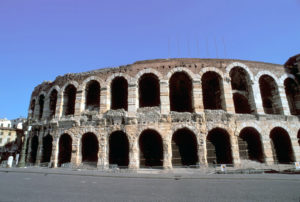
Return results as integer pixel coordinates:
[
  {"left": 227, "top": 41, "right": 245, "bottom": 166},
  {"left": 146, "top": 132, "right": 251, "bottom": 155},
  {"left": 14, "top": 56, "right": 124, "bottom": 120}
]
[{"left": 25, "top": 58, "right": 300, "bottom": 169}]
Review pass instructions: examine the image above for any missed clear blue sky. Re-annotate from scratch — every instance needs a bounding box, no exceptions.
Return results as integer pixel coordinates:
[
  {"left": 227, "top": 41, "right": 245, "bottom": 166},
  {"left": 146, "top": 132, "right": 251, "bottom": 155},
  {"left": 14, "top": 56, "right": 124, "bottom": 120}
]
[{"left": 0, "top": 0, "right": 299, "bottom": 119}]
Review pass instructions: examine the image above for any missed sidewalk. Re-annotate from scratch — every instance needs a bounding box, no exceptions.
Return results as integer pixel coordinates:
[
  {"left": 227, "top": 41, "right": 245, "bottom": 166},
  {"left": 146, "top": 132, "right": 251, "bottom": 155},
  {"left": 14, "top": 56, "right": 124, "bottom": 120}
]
[{"left": 1, "top": 167, "right": 300, "bottom": 181}]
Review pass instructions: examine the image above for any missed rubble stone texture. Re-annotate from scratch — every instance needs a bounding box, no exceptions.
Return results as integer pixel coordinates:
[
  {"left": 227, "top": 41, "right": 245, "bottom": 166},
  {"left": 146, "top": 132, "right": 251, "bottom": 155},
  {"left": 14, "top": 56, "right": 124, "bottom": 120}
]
[{"left": 25, "top": 58, "right": 300, "bottom": 169}]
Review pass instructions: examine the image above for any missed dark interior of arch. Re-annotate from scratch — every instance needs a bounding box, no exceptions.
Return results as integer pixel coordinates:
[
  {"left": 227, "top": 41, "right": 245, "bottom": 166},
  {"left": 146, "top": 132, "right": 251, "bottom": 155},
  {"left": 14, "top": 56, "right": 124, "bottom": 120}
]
[
  {"left": 298, "top": 130, "right": 300, "bottom": 146},
  {"left": 85, "top": 80, "right": 100, "bottom": 111},
  {"left": 230, "top": 67, "right": 254, "bottom": 114},
  {"left": 233, "top": 93, "right": 252, "bottom": 114},
  {"left": 49, "top": 89, "right": 58, "bottom": 117},
  {"left": 172, "top": 129, "right": 198, "bottom": 166},
  {"left": 42, "top": 135, "right": 53, "bottom": 163},
  {"left": 202, "top": 72, "right": 224, "bottom": 110},
  {"left": 38, "top": 95, "right": 45, "bottom": 119},
  {"left": 169, "top": 72, "right": 193, "bottom": 112},
  {"left": 139, "top": 74, "right": 160, "bottom": 107},
  {"left": 30, "top": 135, "right": 39, "bottom": 164},
  {"left": 259, "top": 76, "right": 283, "bottom": 115},
  {"left": 270, "top": 128, "right": 294, "bottom": 164},
  {"left": 206, "top": 129, "right": 233, "bottom": 164},
  {"left": 111, "top": 77, "right": 128, "bottom": 110},
  {"left": 30, "top": 99, "right": 36, "bottom": 118},
  {"left": 139, "top": 130, "right": 163, "bottom": 167},
  {"left": 64, "top": 85, "right": 76, "bottom": 115},
  {"left": 109, "top": 131, "right": 129, "bottom": 167},
  {"left": 284, "top": 78, "right": 300, "bottom": 115},
  {"left": 238, "top": 128, "right": 264, "bottom": 163},
  {"left": 58, "top": 134, "right": 72, "bottom": 166},
  {"left": 82, "top": 133, "right": 99, "bottom": 164}
]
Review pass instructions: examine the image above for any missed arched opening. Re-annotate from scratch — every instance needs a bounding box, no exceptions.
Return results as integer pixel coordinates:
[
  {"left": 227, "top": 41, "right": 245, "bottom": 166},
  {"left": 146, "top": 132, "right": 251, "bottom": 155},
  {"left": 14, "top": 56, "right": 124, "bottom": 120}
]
[
  {"left": 207, "top": 128, "right": 232, "bottom": 164},
  {"left": 202, "top": 72, "right": 225, "bottom": 110},
  {"left": 284, "top": 78, "right": 300, "bottom": 115},
  {"left": 298, "top": 130, "right": 300, "bottom": 146},
  {"left": 139, "top": 73, "right": 160, "bottom": 107},
  {"left": 169, "top": 72, "right": 193, "bottom": 112},
  {"left": 230, "top": 67, "right": 255, "bottom": 114},
  {"left": 58, "top": 134, "right": 72, "bottom": 166},
  {"left": 81, "top": 133, "right": 99, "bottom": 165},
  {"left": 85, "top": 80, "right": 100, "bottom": 111},
  {"left": 42, "top": 134, "right": 53, "bottom": 163},
  {"left": 63, "top": 84, "right": 76, "bottom": 115},
  {"left": 139, "top": 130, "right": 163, "bottom": 167},
  {"left": 38, "top": 94, "right": 45, "bottom": 119},
  {"left": 172, "top": 128, "right": 198, "bottom": 166},
  {"left": 30, "top": 135, "right": 39, "bottom": 164},
  {"left": 109, "top": 131, "right": 129, "bottom": 167},
  {"left": 270, "top": 127, "right": 295, "bottom": 164},
  {"left": 111, "top": 77, "right": 128, "bottom": 110},
  {"left": 233, "top": 94, "right": 252, "bottom": 114},
  {"left": 49, "top": 89, "right": 58, "bottom": 118},
  {"left": 238, "top": 128, "right": 264, "bottom": 163},
  {"left": 30, "top": 99, "right": 36, "bottom": 118},
  {"left": 259, "top": 75, "right": 283, "bottom": 114}
]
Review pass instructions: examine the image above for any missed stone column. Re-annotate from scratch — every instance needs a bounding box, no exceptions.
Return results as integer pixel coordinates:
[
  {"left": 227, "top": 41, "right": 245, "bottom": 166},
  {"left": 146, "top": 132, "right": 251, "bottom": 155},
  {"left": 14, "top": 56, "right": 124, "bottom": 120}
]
[
  {"left": 128, "top": 84, "right": 138, "bottom": 117},
  {"left": 26, "top": 136, "right": 33, "bottom": 163},
  {"left": 252, "top": 82, "right": 265, "bottom": 114},
  {"left": 163, "top": 137, "right": 172, "bottom": 169},
  {"left": 278, "top": 86, "right": 291, "bottom": 115},
  {"left": 33, "top": 101, "right": 40, "bottom": 120},
  {"left": 35, "top": 132, "right": 44, "bottom": 165},
  {"left": 262, "top": 138, "right": 274, "bottom": 165},
  {"left": 72, "top": 138, "right": 80, "bottom": 166},
  {"left": 56, "top": 92, "right": 64, "bottom": 118},
  {"left": 128, "top": 136, "right": 139, "bottom": 169},
  {"left": 160, "top": 80, "right": 170, "bottom": 115},
  {"left": 291, "top": 139, "right": 300, "bottom": 162},
  {"left": 230, "top": 135, "right": 241, "bottom": 167},
  {"left": 193, "top": 80, "right": 204, "bottom": 113},
  {"left": 100, "top": 87, "right": 109, "bottom": 114},
  {"left": 51, "top": 137, "right": 59, "bottom": 168},
  {"left": 43, "top": 98, "right": 50, "bottom": 120},
  {"left": 75, "top": 90, "right": 84, "bottom": 116},
  {"left": 198, "top": 135, "right": 207, "bottom": 166},
  {"left": 223, "top": 77, "right": 235, "bottom": 113}
]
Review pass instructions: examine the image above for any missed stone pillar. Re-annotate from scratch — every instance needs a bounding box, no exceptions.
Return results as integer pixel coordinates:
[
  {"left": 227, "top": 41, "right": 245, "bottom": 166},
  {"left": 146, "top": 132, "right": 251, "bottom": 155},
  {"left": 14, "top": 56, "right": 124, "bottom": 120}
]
[
  {"left": 100, "top": 87, "right": 109, "bottom": 114},
  {"left": 198, "top": 135, "right": 207, "bottom": 166},
  {"left": 278, "top": 86, "right": 291, "bottom": 115},
  {"left": 33, "top": 101, "right": 40, "bottom": 120},
  {"left": 193, "top": 80, "right": 204, "bottom": 113},
  {"left": 43, "top": 98, "right": 50, "bottom": 120},
  {"left": 128, "top": 84, "right": 138, "bottom": 117},
  {"left": 36, "top": 132, "right": 44, "bottom": 165},
  {"left": 160, "top": 80, "right": 170, "bottom": 115},
  {"left": 230, "top": 135, "right": 241, "bottom": 167},
  {"left": 163, "top": 137, "right": 172, "bottom": 169},
  {"left": 97, "top": 135, "right": 108, "bottom": 169},
  {"left": 252, "top": 82, "right": 265, "bottom": 114},
  {"left": 51, "top": 137, "right": 59, "bottom": 168},
  {"left": 128, "top": 136, "right": 139, "bottom": 169},
  {"left": 262, "top": 138, "right": 274, "bottom": 165},
  {"left": 75, "top": 90, "right": 83, "bottom": 116},
  {"left": 223, "top": 77, "right": 235, "bottom": 113},
  {"left": 26, "top": 136, "right": 33, "bottom": 163},
  {"left": 291, "top": 139, "right": 300, "bottom": 162},
  {"left": 56, "top": 92, "right": 64, "bottom": 118},
  {"left": 71, "top": 138, "right": 81, "bottom": 166}
]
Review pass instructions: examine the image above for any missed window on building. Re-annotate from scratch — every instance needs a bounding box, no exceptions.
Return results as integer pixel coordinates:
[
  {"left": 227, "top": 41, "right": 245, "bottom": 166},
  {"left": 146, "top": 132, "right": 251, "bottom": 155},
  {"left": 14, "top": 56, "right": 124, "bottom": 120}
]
[
  {"left": 7, "top": 138, "right": 10, "bottom": 142},
  {"left": 8, "top": 132, "right": 11, "bottom": 136},
  {"left": 0, "top": 132, "right": 3, "bottom": 136},
  {"left": 0, "top": 138, "right": 2, "bottom": 143},
  {"left": 8, "top": 124, "right": 10, "bottom": 128},
  {"left": 1, "top": 124, "right": 3, "bottom": 127}
]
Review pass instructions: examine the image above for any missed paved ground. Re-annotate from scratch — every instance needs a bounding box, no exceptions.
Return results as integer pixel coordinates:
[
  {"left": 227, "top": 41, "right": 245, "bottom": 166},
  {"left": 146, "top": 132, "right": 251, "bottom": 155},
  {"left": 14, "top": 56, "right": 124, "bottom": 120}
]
[{"left": 0, "top": 168, "right": 299, "bottom": 202}]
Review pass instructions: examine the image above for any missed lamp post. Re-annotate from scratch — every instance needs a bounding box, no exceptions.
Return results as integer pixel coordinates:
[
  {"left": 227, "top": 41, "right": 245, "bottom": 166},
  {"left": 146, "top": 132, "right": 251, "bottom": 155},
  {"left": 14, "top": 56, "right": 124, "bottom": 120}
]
[{"left": 18, "top": 125, "right": 32, "bottom": 167}]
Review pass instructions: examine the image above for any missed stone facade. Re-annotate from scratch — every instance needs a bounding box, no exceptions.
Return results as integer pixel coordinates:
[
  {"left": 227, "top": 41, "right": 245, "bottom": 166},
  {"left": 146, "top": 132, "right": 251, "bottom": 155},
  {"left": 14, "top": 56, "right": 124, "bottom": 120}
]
[{"left": 25, "top": 58, "right": 300, "bottom": 169}]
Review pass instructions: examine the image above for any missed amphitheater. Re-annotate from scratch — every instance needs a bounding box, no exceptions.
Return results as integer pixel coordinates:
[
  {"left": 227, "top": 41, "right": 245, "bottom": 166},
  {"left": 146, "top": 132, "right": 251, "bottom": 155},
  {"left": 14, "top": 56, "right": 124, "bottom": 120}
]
[{"left": 25, "top": 58, "right": 300, "bottom": 170}]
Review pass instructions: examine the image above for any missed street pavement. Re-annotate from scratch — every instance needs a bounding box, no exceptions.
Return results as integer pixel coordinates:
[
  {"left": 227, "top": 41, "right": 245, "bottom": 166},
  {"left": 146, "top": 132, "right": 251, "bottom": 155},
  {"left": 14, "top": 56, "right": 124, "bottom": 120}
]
[{"left": 0, "top": 168, "right": 299, "bottom": 202}]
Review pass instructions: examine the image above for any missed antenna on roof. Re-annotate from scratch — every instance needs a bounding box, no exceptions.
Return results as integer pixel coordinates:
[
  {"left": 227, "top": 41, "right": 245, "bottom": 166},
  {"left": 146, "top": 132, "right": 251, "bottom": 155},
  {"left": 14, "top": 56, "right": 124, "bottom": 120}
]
[
  {"left": 222, "top": 37, "right": 227, "bottom": 58},
  {"left": 214, "top": 37, "right": 219, "bottom": 58}
]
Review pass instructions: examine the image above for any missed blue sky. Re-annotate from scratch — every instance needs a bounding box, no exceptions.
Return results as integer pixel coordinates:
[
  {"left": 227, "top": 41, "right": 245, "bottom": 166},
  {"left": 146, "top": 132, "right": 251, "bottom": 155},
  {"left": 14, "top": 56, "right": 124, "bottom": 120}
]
[{"left": 0, "top": 0, "right": 300, "bottom": 119}]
